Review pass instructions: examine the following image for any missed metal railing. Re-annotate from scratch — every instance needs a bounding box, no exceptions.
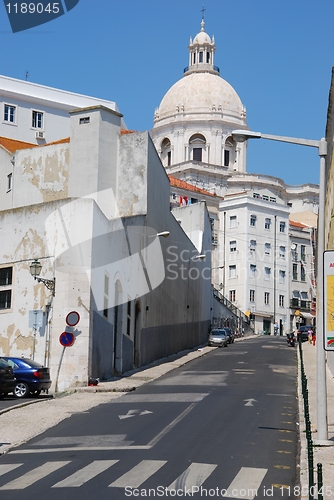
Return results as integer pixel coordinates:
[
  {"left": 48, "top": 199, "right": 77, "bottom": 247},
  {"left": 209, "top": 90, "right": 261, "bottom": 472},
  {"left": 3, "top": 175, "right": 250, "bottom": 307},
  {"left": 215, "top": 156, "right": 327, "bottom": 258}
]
[
  {"left": 212, "top": 286, "right": 252, "bottom": 329},
  {"left": 299, "top": 339, "right": 323, "bottom": 499}
]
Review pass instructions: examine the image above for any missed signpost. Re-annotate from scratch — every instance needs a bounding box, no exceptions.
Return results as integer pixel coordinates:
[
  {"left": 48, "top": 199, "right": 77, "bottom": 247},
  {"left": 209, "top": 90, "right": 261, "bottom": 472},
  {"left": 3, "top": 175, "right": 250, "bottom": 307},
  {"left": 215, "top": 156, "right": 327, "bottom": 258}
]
[
  {"left": 59, "top": 331, "right": 75, "bottom": 347},
  {"left": 323, "top": 251, "right": 334, "bottom": 351}
]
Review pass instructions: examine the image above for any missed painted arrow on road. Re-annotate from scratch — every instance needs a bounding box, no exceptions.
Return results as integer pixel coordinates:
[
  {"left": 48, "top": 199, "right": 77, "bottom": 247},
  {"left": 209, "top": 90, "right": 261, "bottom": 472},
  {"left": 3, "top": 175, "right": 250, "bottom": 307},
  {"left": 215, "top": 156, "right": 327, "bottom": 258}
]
[
  {"left": 244, "top": 398, "right": 258, "bottom": 406},
  {"left": 118, "top": 409, "right": 153, "bottom": 420}
]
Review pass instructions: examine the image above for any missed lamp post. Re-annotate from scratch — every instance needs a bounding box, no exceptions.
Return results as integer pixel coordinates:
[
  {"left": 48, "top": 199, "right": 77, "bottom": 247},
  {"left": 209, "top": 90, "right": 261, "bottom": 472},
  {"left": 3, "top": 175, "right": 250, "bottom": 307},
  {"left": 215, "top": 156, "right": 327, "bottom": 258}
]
[
  {"left": 232, "top": 129, "right": 329, "bottom": 443},
  {"left": 30, "top": 259, "right": 56, "bottom": 296}
]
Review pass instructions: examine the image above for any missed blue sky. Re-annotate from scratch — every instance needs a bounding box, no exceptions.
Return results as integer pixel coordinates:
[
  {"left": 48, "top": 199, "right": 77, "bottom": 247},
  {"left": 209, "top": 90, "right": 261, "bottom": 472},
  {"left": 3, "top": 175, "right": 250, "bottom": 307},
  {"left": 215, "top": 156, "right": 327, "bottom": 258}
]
[{"left": 1, "top": 0, "right": 334, "bottom": 186}]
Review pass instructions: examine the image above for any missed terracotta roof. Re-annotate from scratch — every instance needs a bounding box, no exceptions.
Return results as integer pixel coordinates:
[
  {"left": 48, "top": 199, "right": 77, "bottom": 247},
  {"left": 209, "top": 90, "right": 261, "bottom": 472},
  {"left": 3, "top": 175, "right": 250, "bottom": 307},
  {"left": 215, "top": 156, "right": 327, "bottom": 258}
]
[
  {"left": 290, "top": 220, "right": 309, "bottom": 228},
  {"left": 169, "top": 175, "right": 218, "bottom": 197},
  {"left": 0, "top": 136, "right": 37, "bottom": 153},
  {"left": 121, "top": 129, "right": 137, "bottom": 135},
  {"left": 40, "top": 137, "right": 70, "bottom": 147}
]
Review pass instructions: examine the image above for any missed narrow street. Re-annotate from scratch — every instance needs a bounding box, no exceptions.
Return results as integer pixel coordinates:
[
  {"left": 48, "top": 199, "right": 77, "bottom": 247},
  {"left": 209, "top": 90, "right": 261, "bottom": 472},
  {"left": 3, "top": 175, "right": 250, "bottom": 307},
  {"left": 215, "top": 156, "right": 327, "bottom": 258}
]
[{"left": 0, "top": 336, "right": 298, "bottom": 499}]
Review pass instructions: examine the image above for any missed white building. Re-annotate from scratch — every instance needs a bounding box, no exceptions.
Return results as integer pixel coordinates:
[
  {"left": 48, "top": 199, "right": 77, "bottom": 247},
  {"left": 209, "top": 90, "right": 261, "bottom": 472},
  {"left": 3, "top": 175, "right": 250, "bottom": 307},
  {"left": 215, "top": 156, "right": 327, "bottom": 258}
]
[
  {"left": 0, "top": 105, "right": 215, "bottom": 392},
  {"left": 151, "top": 18, "right": 318, "bottom": 335},
  {"left": 0, "top": 74, "right": 124, "bottom": 145}
]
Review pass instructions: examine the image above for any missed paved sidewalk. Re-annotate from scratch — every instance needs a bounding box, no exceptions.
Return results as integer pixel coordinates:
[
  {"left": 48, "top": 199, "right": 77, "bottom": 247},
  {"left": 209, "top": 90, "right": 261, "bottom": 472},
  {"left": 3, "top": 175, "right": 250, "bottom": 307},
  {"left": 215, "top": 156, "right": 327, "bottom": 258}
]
[{"left": 298, "top": 341, "right": 334, "bottom": 499}]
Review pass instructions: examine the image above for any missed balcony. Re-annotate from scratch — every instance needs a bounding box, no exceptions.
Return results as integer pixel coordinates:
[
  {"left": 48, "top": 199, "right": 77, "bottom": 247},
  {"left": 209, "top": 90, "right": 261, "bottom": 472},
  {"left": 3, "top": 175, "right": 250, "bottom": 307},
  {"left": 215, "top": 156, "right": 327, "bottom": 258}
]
[{"left": 290, "top": 298, "right": 311, "bottom": 311}]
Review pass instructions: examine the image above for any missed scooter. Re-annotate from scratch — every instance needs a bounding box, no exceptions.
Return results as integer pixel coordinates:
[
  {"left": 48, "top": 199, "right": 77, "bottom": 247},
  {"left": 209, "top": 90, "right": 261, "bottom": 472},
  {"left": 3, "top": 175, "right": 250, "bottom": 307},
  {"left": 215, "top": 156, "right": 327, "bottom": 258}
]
[{"left": 286, "top": 333, "right": 295, "bottom": 347}]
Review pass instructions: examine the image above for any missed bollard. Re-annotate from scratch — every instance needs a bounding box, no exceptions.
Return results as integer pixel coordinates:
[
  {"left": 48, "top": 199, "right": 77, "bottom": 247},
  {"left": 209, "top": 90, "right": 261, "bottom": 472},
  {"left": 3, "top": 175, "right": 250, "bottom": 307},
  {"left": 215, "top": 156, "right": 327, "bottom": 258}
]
[
  {"left": 317, "top": 463, "right": 323, "bottom": 500},
  {"left": 308, "top": 440, "right": 314, "bottom": 500}
]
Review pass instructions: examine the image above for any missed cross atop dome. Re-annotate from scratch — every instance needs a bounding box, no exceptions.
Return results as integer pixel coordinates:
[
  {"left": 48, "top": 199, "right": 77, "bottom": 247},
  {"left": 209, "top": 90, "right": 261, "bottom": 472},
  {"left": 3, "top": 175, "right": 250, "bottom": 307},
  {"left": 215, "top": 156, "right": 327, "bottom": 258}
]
[{"left": 201, "top": 5, "right": 206, "bottom": 30}]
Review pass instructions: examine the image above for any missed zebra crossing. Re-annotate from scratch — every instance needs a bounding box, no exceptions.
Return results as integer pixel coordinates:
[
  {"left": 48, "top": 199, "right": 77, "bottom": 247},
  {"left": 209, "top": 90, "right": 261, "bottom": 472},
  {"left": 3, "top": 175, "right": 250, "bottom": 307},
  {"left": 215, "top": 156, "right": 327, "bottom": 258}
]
[{"left": 0, "top": 459, "right": 268, "bottom": 498}]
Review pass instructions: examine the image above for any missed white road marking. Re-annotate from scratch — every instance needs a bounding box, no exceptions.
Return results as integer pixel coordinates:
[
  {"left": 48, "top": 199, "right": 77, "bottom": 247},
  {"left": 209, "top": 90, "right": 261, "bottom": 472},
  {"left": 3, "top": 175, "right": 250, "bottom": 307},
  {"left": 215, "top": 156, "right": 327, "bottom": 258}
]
[
  {"left": 155, "top": 371, "right": 229, "bottom": 386},
  {"left": 244, "top": 399, "right": 258, "bottom": 406},
  {"left": 168, "top": 462, "right": 217, "bottom": 490},
  {"left": 52, "top": 460, "right": 118, "bottom": 487},
  {"left": 119, "top": 409, "right": 153, "bottom": 419},
  {"left": 0, "top": 464, "right": 22, "bottom": 476},
  {"left": 223, "top": 467, "right": 267, "bottom": 499},
  {"left": 109, "top": 460, "right": 167, "bottom": 488},
  {"left": 0, "top": 461, "right": 70, "bottom": 490},
  {"left": 111, "top": 393, "right": 209, "bottom": 402},
  {"left": 147, "top": 403, "right": 196, "bottom": 448}
]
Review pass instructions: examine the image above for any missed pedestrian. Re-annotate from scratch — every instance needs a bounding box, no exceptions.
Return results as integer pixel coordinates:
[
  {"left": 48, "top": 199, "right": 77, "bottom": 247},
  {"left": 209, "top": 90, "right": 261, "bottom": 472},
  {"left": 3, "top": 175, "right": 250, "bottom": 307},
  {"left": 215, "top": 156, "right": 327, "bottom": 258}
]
[
  {"left": 308, "top": 328, "right": 313, "bottom": 344},
  {"left": 312, "top": 331, "right": 316, "bottom": 346},
  {"left": 274, "top": 322, "right": 278, "bottom": 336}
]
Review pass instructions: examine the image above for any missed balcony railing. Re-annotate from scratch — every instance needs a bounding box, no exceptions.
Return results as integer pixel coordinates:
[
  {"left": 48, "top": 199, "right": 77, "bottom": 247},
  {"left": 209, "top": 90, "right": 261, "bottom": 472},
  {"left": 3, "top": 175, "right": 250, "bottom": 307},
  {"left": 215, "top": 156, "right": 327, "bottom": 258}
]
[{"left": 290, "top": 298, "right": 311, "bottom": 311}]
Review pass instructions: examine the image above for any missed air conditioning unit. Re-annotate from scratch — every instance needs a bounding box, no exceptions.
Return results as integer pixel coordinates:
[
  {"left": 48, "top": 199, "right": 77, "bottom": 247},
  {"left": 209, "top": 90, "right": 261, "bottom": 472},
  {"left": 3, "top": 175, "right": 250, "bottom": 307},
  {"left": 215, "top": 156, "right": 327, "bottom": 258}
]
[{"left": 35, "top": 131, "right": 45, "bottom": 139}]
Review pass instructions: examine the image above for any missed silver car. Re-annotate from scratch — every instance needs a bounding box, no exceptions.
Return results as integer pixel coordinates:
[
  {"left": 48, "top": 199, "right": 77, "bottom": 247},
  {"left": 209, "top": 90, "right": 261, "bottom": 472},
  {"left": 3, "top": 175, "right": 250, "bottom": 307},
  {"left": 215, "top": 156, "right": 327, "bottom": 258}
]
[{"left": 208, "top": 329, "right": 228, "bottom": 347}]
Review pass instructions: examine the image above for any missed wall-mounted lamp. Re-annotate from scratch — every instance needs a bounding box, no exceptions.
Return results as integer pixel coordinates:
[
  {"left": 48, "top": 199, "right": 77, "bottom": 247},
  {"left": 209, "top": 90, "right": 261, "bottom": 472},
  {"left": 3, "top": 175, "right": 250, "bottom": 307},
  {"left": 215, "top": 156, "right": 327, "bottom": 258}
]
[
  {"left": 149, "top": 231, "right": 170, "bottom": 238},
  {"left": 192, "top": 254, "right": 206, "bottom": 261},
  {"left": 30, "top": 259, "right": 56, "bottom": 296}
]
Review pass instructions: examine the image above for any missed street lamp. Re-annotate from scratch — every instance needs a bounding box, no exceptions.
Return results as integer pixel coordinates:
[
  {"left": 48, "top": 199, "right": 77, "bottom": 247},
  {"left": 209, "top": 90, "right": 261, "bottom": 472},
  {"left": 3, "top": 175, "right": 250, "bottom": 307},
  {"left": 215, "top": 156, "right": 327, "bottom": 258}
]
[
  {"left": 232, "top": 129, "right": 329, "bottom": 443},
  {"left": 30, "top": 259, "right": 56, "bottom": 296}
]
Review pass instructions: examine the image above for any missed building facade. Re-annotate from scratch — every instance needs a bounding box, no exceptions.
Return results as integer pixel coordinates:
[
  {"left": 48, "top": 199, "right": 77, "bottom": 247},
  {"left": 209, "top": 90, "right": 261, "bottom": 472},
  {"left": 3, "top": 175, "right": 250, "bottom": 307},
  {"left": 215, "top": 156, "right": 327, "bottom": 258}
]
[
  {"left": 151, "top": 19, "right": 318, "bottom": 335},
  {"left": 0, "top": 105, "right": 214, "bottom": 392}
]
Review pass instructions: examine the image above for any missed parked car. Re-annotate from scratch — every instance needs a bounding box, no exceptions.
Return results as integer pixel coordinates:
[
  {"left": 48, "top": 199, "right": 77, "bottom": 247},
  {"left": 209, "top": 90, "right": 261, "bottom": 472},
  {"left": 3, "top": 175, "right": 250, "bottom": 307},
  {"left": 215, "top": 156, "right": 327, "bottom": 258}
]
[
  {"left": 1, "top": 357, "right": 51, "bottom": 398},
  {"left": 0, "top": 358, "right": 16, "bottom": 398},
  {"left": 223, "top": 327, "right": 235, "bottom": 344},
  {"left": 297, "top": 325, "right": 313, "bottom": 343},
  {"left": 208, "top": 329, "right": 228, "bottom": 348}
]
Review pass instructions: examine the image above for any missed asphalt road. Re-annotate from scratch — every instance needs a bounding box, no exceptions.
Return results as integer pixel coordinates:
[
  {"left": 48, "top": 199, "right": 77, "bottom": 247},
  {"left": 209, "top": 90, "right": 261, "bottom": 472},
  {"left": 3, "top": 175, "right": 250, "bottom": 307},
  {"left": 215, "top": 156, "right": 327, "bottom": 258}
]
[
  {"left": 0, "top": 336, "right": 298, "bottom": 499},
  {"left": 0, "top": 394, "right": 52, "bottom": 413}
]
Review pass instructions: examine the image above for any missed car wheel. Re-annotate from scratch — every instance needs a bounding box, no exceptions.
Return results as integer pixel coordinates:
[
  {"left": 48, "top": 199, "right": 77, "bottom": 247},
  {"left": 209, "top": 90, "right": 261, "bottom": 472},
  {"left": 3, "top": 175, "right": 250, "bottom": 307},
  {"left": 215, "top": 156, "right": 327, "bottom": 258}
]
[{"left": 13, "top": 382, "right": 30, "bottom": 398}]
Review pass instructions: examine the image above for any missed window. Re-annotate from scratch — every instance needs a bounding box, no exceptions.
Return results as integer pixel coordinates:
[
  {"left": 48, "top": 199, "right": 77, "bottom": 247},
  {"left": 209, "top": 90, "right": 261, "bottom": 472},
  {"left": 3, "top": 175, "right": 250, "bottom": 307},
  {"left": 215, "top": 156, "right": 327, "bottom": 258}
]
[
  {"left": 262, "top": 195, "right": 269, "bottom": 201},
  {"left": 79, "top": 117, "right": 90, "bottom": 124},
  {"left": 167, "top": 151, "right": 171, "bottom": 166},
  {"left": 270, "top": 197, "right": 276, "bottom": 203},
  {"left": 279, "top": 295, "right": 284, "bottom": 307},
  {"left": 280, "top": 221, "right": 286, "bottom": 233},
  {"left": 32, "top": 110, "right": 43, "bottom": 129},
  {"left": 103, "top": 273, "right": 109, "bottom": 318},
  {"left": 229, "top": 265, "right": 237, "bottom": 278},
  {"left": 279, "top": 246, "right": 286, "bottom": 259},
  {"left": 264, "top": 243, "right": 271, "bottom": 255},
  {"left": 293, "top": 263, "right": 298, "bottom": 281},
  {"left": 250, "top": 289, "right": 255, "bottom": 302},
  {"left": 0, "top": 266, "right": 13, "bottom": 310},
  {"left": 229, "top": 216, "right": 237, "bottom": 228},
  {"left": 199, "top": 51, "right": 203, "bottom": 62},
  {"left": 250, "top": 215, "right": 257, "bottom": 227},
  {"left": 4, "top": 104, "right": 16, "bottom": 123},
  {"left": 229, "top": 290, "right": 236, "bottom": 302},
  {"left": 206, "top": 52, "right": 210, "bottom": 63},
  {"left": 279, "top": 270, "right": 286, "bottom": 283},
  {"left": 250, "top": 240, "right": 256, "bottom": 252},
  {"left": 7, "top": 173, "right": 12, "bottom": 192},
  {"left": 301, "top": 245, "right": 306, "bottom": 261},
  {"left": 301, "top": 264, "right": 306, "bottom": 282},
  {"left": 264, "top": 292, "right": 270, "bottom": 305},
  {"left": 193, "top": 148, "right": 202, "bottom": 161},
  {"left": 230, "top": 240, "right": 237, "bottom": 252},
  {"left": 127, "top": 300, "right": 131, "bottom": 336},
  {"left": 253, "top": 193, "right": 260, "bottom": 199},
  {"left": 292, "top": 245, "right": 298, "bottom": 261},
  {"left": 264, "top": 218, "right": 271, "bottom": 230},
  {"left": 224, "top": 150, "right": 230, "bottom": 167},
  {"left": 264, "top": 267, "right": 271, "bottom": 280},
  {"left": 250, "top": 264, "right": 257, "bottom": 278}
]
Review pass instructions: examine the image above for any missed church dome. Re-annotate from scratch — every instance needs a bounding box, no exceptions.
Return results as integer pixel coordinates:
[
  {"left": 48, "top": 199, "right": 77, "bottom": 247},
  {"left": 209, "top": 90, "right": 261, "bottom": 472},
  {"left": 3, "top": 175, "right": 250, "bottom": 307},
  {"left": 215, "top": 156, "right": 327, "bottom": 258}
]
[{"left": 156, "top": 72, "right": 245, "bottom": 124}]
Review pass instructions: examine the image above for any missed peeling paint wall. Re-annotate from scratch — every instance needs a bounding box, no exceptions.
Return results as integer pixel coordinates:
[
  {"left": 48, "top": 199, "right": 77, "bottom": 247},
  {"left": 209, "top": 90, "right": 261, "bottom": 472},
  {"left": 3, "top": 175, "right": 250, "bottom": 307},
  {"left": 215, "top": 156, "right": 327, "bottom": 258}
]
[{"left": 12, "top": 144, "right": 69, "bottom": 209}]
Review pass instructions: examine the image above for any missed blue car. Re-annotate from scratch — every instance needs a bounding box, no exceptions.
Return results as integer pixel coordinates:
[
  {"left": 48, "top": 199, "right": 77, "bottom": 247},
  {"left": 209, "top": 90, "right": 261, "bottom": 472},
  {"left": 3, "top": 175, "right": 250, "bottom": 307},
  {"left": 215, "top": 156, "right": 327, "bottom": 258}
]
[{"left": 1, "top": 357, "right": 52, "bottom": 398}]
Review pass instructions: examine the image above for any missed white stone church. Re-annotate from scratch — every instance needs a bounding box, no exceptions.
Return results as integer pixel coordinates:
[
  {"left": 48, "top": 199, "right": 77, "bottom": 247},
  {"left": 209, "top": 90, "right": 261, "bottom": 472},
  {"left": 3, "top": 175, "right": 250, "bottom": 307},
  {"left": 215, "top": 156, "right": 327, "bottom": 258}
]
[{"left": 151, "top": 18, "right": 318, "bottom": 335}]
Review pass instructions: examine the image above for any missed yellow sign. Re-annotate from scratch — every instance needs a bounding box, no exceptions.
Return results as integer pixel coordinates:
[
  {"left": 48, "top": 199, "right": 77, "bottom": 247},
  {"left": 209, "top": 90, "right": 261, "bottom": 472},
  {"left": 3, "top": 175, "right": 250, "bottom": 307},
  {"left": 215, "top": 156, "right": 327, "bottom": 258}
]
[{"left": 294, "top": 310, "right": 300, "bottom": 316}]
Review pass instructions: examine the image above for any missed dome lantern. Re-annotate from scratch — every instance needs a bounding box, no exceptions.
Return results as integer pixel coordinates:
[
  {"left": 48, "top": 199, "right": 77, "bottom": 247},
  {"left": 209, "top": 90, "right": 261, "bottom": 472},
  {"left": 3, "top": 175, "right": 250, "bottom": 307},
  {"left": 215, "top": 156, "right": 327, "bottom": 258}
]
[{"left": 185, "top": 18, "right": 218, "bottom": 76}]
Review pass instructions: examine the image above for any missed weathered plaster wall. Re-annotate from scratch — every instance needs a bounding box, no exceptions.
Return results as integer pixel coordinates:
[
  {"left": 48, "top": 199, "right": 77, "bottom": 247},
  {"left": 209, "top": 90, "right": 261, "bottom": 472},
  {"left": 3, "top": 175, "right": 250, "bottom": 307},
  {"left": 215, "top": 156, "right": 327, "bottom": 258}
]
[{"left": 12, "top": 143, "right": 69, "bottom": 209}]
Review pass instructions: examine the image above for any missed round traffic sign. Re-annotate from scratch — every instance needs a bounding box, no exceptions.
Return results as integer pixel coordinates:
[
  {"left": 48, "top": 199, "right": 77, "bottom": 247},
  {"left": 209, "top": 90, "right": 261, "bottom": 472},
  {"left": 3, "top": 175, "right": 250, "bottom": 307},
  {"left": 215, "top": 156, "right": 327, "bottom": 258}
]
[
  {"left": 66, "top": 311, "right": 80, "bottom": 327},
  {"left": 59, "top": 331, "right": 75, "bottom": 347}
]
